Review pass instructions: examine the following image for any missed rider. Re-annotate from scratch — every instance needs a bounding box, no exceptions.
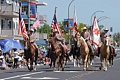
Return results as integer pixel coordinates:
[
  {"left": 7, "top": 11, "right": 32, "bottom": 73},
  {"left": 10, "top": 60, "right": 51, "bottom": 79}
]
[
  {"left": 29, "top": 28, "right": 38, "bottom": 56},
  {"left": 108, "top": 33, "right": 117, "bottom": 57},
  {"left": 97, "top": 28, "right": 109, "bottom": 57},
  {"left": 53, "top": 29, "right": 65, "bottom": 46},
  {"left": 81, "top": 27, "right": 94, "bottom": 55}
]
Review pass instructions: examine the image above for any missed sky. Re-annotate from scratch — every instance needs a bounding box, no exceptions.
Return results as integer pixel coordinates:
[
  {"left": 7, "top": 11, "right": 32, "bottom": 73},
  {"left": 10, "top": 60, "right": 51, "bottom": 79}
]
[{"left": 38, "top": 0, "right": 120, "bottom": 34}]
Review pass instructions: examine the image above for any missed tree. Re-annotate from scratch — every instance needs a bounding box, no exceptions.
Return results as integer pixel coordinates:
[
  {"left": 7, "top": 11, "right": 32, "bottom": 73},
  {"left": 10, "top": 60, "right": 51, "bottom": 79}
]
[
  {"left": 77, "top": 23, "right": 87, "bottom": 32},
  {"left": 37, "top": 23, "right": 51, "bottom": 34},
  {"left": 113, "top": 32, "right": 120, "bottom": 42}
]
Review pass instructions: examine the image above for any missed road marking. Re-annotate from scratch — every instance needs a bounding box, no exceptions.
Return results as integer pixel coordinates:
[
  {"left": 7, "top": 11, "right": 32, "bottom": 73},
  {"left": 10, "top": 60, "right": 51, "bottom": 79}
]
[
  {"left": 21, "top": 77, "right": 59, "bottom": 80},
  {"left": 54, "top": 71, "right": 80, "bottom": 73},
  {"left": 0, "top": 71, "right": 44, "bottom": 80},
  {"left": 66, "top": 56, "right": 120, "bottom": 80}
]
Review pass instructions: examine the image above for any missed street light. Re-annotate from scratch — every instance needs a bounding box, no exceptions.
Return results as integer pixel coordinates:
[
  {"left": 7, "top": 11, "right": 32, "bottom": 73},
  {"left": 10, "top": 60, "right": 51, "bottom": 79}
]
[
  {"left": 97, "top": 16, "right": 111, "bottom": 22},
  {"left": 90, "top": 10, "right": 104, "bottom": 26},
  {"left": 68, "top": 0, "right": 74, "bottom": 47}
]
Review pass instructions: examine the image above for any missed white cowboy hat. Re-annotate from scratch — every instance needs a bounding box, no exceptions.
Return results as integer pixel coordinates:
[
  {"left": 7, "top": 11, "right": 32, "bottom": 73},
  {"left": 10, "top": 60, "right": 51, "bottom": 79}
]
[
  {"left": 29, "top": 28, "right": 34, "bottom": 32},
  {"left": 83, "top": 27, "right": 87, "bottom": 30},
  {"left": 54, "top": 29, "right": 58, "bottom": 32},
  {"left": 104, "top": 28, "right": 109, "bottom": 31}
]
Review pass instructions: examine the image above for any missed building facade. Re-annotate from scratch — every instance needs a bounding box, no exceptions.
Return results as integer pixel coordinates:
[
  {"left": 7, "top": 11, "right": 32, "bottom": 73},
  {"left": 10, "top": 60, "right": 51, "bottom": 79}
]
[{"left": 0, "top": 0, "right": 47, "bottom": 40}]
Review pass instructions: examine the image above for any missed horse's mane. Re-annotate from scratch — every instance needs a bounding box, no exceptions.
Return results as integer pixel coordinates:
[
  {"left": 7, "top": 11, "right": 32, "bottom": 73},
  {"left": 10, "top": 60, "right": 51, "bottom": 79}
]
[{"left": 78, "top": 36, "right": 87, "bottom": 44}]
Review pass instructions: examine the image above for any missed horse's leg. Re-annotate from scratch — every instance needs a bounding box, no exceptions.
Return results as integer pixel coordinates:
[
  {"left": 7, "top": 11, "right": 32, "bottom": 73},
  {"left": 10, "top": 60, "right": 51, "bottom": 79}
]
[
  {"left": 61, "top": 56, "right": 65, "bottom": 71},
  {"left": 53, "top": 59, "right": 56, "bottom": 71},
  {"left": 57, "top": 56, "right": 61, "bottom": 71},
  {"left": 73, "top": 55, "right": 77, "bottom": 67},
  {"left": 30, "top": 56, "right": 34, "bottom": 71},
  {"left": 83, "top": 55, "right": 88, "bottom": 71}
]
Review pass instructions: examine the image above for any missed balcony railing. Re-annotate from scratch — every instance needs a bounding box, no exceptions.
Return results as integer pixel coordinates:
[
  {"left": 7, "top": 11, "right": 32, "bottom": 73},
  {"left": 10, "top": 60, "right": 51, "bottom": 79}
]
[{"left": 0, "top": 5, "right": 19, "bottom": 18}]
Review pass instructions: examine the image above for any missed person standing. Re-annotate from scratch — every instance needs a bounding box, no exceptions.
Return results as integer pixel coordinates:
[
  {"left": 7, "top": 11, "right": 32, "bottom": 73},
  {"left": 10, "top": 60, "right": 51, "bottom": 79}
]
[{"left": 13, "top": 49, "right": 19, "bottom": 69}]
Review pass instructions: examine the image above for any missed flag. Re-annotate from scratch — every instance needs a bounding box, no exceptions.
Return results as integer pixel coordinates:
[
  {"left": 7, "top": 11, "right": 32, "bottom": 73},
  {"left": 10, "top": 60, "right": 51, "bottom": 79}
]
[
  {"left": 90, "top": 16, "right": 100, "bottom": 48},
  {"left": 72, "top": 6, "right": 78, "bottom": 38},
  {"left": 32, "top": 18, "right": 40, "bottom": 28},
  {"left": 18, "top": 11, "right": 28, "bottom": 39},
  {"left": 51, "top": 7, "right": 62, "bottom": 37}
]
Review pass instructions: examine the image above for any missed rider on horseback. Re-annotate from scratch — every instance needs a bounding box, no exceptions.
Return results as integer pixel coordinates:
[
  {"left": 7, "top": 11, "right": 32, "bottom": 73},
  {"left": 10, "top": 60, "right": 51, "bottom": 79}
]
[
  {"left": 29, "top": 28, "right": 38, "bottom": 55},
  {"left": 81, "top": 27, "right": 94, "bottom": 55},
  {"left": 97, "top": 28, "right": 109, "bottom": 57},
  {"left": 53, "top": 29, "right": 65, "bottom": 46},
  {"left": 108, "top": 33, "right": 117, "bottom": 57}
]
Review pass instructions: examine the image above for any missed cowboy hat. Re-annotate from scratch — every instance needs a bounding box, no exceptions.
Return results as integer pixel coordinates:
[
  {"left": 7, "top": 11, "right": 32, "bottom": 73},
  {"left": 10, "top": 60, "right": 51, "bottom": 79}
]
[
  {"left": 104, "top": 28, "right": 109, "bottom": 31},
  {"left": 29, "top": 28, "right": 34, "bottom": 32},
  {"left": 83, "top": 27, "right": 87, "bottom": 30}
]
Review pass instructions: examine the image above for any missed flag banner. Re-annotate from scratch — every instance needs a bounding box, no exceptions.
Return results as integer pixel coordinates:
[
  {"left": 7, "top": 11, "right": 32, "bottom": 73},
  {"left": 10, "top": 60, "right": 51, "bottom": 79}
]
[
  {"left": 72, "top": 6, "right": 78, "bottom": 38},
  {"left": 18, "top": 10, "right": 28, "bottom": 39},
  {"left": 51, "top": 7, "right": 62, "bottom": 37},
  {"left": 32, "top": 18, "right": 40, "bottom": 28},
  {"left": 90, "top": 16, "right": 100, "bottom": 48}
]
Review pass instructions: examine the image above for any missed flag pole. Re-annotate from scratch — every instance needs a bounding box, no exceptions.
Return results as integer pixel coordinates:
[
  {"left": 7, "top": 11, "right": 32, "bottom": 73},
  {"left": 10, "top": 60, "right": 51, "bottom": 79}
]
[{"left": 28, "top": 0, "right": 30, "bottom": 31}]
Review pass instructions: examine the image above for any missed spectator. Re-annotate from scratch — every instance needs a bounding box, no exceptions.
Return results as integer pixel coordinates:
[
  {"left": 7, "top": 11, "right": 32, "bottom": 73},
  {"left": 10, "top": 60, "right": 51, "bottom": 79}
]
[
  {"left": 0, "top": 50, "right": 7, "bottom": 70},
  {"left": 12, "top": 49, "right": 19, "bottom": 69}
]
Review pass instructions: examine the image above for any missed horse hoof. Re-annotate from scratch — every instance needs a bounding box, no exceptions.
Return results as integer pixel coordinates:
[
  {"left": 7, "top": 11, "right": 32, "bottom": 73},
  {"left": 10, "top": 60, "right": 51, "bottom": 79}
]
[
  {"left": 99, "top": 67, "right": 102, "bottom": 70},
  {"left": 62, "top": 68, "right": 64, "bottom": 71},
  {"left": 83, "top": 68, "right": 87, "bottom": 71}
]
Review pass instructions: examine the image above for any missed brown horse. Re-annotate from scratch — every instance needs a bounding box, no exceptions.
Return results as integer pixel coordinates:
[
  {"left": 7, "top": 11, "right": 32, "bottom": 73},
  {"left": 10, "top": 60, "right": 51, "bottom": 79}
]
[
  {"left": 77, "top": 36, "right": 89, "bottom": 71},
  {"left": 99, "top": 36, "right": 110, "bottom": 71},
  {"left": 24, "top": 38, "right": 38, "bottom": 71},
  {"left": 48, "top": 37, "right": 65, "bottom": 71}
]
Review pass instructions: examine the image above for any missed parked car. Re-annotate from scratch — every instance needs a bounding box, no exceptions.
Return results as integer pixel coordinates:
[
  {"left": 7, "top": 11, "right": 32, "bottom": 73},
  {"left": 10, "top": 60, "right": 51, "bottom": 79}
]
[{"left": 115, "top": 46, "right": 120, "bottom": 54}]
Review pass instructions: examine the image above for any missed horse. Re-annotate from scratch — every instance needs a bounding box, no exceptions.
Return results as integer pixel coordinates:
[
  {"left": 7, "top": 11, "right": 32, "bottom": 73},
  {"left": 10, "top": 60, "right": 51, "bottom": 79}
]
[
  {"left": 24, "top": 38, "right": 38, "bottom": 71},
  {"left": 99, "top": 36, "right": 110, "bottom": 71},
  {"left": 77, "top": 36, "right": 89, "bottom": 71},
  {"left": 108, "top": 45, "right": 116, "bottom": 67},
  {"left": 48, "top": 37, "right": 65, "bottom": 71},
  {"left": 69, "top": 41, "right": 81, "bottom": 67}
]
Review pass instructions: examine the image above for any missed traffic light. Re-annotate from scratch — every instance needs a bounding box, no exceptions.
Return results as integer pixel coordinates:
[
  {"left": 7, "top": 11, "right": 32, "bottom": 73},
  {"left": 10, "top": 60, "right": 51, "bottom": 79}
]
[{"left": 110, "top": 27, "right": 113, "bottom": 32}]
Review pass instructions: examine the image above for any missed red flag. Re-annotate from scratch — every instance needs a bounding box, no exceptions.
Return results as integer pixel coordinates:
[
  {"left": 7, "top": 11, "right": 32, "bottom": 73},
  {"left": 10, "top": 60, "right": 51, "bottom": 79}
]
[
  {"left": 18, "top": 12, "right": 28, "bottom": 39},
  {"left": 90, "top": 16, "right": 100, "bottom": 48},
  {"left": 51, "top": 7, "right": 62, "bottom": 37},
  {"left": 72, "top": 6, "right": 78, "bottom": 38},
  {"left": 32, "top": 19, "right": 40, "bottom": 28}
]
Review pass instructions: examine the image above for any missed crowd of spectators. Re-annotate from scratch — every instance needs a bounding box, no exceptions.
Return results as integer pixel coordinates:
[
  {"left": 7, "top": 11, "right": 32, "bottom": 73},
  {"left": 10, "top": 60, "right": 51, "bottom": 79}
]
[{"left": 0, "top": 45, "right": 50, "bottom": 70}]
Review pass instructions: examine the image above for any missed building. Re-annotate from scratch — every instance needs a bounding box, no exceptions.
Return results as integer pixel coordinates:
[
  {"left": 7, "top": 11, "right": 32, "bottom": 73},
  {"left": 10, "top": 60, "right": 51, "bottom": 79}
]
[{"left": 0, "top": 0, "right": 47, "bottom": 41}]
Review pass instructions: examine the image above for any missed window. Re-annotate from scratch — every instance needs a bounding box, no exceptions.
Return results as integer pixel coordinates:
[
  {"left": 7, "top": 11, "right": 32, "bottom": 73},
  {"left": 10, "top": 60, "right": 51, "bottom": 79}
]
[
  {"left": 1, "top": 0, "right": 4, "bottom": 4},
  {"left": 1, "top": 19, "right": 5, "bottom": 29},
  {"left": 8, "top": 20, "right": 11, "bottom": 29}
]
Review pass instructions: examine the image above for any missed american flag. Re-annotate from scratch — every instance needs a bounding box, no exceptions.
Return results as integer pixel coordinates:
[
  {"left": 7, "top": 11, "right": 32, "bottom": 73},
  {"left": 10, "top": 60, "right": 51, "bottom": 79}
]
[
  {"left": 51, "top": 7, "right": 62, "bottom": 37},
  {"left": 18, "top": 12, "right": 28, "bottom": 39},
  {"left": 32, "top": 18, "right": 40, "bottom": 28}
]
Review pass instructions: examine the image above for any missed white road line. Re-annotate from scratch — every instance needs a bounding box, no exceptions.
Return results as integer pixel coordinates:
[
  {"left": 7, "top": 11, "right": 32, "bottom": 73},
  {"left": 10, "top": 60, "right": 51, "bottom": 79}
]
[
  {"left": 21, "top": 77, "right": 59, "bottom": 80},
  {"left": 0, "top": 71, "right": 44, "bottom": 80}
]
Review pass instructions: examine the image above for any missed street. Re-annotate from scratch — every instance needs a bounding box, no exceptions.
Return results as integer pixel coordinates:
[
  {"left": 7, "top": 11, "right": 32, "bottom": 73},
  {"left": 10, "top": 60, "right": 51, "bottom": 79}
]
[{"left": 0, "top": 54, "right": 120, "bottom": 80}]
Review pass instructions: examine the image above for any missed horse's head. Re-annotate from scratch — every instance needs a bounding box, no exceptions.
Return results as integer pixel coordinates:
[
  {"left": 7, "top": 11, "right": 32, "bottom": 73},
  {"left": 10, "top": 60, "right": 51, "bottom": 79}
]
[
  {"left": 24, "top": 38, "right": 30, "bottom": 49},
  {"left": 77, "top": 35, "right": 86, "bottom": 47},
  {"left": 48, "top": 37, "right": 53, "bottom": 43},
  {"left": 103, "top": 36, "right": 110, "bottom": 47}
]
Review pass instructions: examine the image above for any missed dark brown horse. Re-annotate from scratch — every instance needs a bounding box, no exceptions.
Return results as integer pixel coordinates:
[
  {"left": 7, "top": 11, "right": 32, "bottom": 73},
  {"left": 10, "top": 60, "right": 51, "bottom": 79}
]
[
  {"left": 24, "top": 38, "right": 38, "bottom": 71},
  {"left": 48, "top": 37, "right": 65, "bottom": 71},
  {"left": 108, "top": 46, "right": 116, "bottom": 67}
]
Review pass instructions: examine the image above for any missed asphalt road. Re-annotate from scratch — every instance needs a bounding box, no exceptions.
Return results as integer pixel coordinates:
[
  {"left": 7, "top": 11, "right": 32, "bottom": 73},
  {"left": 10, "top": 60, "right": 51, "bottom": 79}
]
[{"left": 0, "top": 54, "right": 120, "bottom": 80}]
